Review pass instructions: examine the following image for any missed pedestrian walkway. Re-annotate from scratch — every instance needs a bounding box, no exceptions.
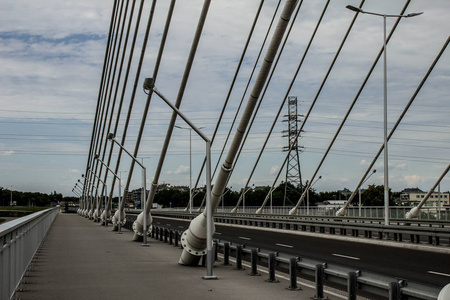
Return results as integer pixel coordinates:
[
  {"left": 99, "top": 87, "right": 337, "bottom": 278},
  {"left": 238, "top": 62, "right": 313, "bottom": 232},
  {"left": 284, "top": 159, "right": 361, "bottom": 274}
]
[{"left": 13, "top": 213, "right": 342, "bottom": 300}]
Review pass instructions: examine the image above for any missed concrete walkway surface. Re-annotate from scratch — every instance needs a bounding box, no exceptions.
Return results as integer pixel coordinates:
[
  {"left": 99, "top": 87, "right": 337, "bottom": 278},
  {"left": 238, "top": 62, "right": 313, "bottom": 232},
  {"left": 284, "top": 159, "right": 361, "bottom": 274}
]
[{"left": 13, "top": 213, "right": 344, "bottom": 300}]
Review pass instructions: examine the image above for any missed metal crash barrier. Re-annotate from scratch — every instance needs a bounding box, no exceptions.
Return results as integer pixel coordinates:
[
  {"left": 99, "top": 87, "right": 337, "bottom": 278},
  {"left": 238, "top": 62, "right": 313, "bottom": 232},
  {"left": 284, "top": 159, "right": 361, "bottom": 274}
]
[
  {"left": 0, "top": 208, "right": 59, "bottom": 300},
  {"left": 150, "top": 224, "right": 448, "bottom": 300}
]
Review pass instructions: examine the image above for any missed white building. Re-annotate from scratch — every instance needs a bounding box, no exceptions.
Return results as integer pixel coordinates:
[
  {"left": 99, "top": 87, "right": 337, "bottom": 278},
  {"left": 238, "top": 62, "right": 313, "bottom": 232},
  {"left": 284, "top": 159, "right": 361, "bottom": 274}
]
[{"left": 400, "top": 188, "right": 449, "bottom": 207}]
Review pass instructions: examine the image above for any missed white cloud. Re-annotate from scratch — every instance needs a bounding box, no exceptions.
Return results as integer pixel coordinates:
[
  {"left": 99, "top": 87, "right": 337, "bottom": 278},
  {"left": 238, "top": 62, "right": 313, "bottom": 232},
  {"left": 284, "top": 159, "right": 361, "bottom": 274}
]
[
  {"left": 269, "top": 165, "right": 279, "bottom": 175},
  {"left": 166, "top": 165, "right": 189, "bottom": 175},
  {"left": 0, "top": 150, "right": 15, "bottom": 156},
  {"left": 0, "top": 0, "right": 449, "bottom": 196}
]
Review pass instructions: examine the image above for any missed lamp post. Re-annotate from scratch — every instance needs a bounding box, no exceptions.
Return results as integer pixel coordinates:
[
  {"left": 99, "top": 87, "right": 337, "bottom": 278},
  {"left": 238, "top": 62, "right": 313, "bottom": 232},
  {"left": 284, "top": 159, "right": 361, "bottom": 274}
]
[
  {"left": 107, "top": 133, "right": 149, "bottom": 246},
  {"left": 87, "top": 169, "right": 107, "bottom": 223},
  {"left": 307, "top": 176, "right": 322, "bottom": 215},
  {"left": 10, "top": 185, "right": 13, "bottom": 206},
  {"left": 145, "top": 78, "right": 215, "bottom": 279},
  {"left": 359, "top": 169, "right": 376, "bottom": 217},
  {"left": 82, "top": 174, "right": 98, "bottom": 220},
  {"left": 78, "top": 179, "right": 88, "bottom": 216},
  {"left": 346, "top": 5, "right": 422, "bottom": 226},
  {"left": 95, "top": 154, "right": 124, "bottom": 230},
  {"left": 74, "top": 184, "right": 83, "bottom": 215},
  {"left": 175, "top": 125, "right": 205, "bottom": 214}
]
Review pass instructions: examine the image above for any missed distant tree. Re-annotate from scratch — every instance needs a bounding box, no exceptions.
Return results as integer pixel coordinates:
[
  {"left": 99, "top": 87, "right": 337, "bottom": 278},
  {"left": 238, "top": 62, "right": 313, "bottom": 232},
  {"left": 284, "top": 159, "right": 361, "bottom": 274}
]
[{"left": 362, "top": 184, "right": 395, "bottom": 206}]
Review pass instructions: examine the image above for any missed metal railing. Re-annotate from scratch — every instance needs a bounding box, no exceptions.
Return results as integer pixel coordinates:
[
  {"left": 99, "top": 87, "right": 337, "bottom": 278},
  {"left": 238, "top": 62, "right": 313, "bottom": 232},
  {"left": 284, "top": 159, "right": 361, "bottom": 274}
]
[
  {"left": 148, "top": 224, "right": 445, "bottom": 300},
  {"left": 153, "top": 206, "right": 450, "bottom": 220},
  {"left": 0, "top": 207, "right": 59, "bottom": 300}
]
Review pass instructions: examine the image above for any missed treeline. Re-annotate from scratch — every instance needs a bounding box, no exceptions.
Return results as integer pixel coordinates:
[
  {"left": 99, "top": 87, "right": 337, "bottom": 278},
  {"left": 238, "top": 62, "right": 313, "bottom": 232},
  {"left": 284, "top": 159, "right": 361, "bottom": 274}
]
[
  {"left": 0, "top": 188, "right": 66, "bottom": 207},
  {"left": 150, "top": 183, "right": 399, "bottom": 209},
  {"left": 0, "top": 184, "right": 399, "bottom": 209}
]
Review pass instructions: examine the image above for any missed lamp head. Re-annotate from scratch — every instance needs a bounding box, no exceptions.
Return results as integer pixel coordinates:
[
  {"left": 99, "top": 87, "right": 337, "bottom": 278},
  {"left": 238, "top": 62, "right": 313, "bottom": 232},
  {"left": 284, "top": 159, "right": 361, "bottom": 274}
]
[
  {"left": 406, "top": 12, "right": 423, "bottom": 18},
  {"left": 346, "top": 5, "right": 363, "bottom": 13},
  {"left": 81, "top": 174, "right": 85, "bottom": 178},
  {"left": 94, "top": 154, "right": 99, "bottom": 159},
  {"left": 373, "top": 169, "right": 377, "bottom": 173},
  {"left": 143, "top": 78, "right": 154, "bottom": 91},
  {"left": 106, "top": 133, "right": 115, "bottom": 140}
]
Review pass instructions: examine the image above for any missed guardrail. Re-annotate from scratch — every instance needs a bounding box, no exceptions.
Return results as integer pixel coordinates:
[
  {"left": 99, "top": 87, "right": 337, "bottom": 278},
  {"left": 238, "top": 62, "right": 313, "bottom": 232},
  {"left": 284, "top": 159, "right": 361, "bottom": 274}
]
[
  {"left": 150, "top": 206, "right": 450, "bottom": 221},
  {"left": 145, "top": 211, "right": 450, "bottom": 247},
  {"left": 146, "top": 223, "right": 446, "bottom": 300},
  {"left": 0, "top": 207, "right": 59, "bottom": 300}
]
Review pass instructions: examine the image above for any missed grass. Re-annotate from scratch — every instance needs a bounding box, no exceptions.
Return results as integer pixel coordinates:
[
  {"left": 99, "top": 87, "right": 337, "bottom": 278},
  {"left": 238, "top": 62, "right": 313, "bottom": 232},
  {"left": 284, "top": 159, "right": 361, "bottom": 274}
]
[{"left": 0, "top": 206, "right": 48, "bottom": 213}]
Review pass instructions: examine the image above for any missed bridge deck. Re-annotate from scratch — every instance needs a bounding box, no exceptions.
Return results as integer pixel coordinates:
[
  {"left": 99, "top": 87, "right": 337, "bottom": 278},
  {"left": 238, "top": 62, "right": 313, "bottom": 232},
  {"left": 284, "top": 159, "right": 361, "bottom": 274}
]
[{"left": 14, "top": 213, "right": 333, "bottom": 300}]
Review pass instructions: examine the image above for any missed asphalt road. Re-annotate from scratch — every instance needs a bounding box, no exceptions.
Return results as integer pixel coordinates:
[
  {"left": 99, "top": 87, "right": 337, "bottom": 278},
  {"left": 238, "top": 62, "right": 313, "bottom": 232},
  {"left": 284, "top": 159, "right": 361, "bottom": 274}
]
[{"left": 152, "top": 216, "right": 450, "bottom": 289}]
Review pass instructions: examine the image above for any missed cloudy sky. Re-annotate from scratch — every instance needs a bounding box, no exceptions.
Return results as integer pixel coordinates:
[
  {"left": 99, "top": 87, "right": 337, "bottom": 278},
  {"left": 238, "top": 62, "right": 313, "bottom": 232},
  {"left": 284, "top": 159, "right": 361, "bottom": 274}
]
[{"left": 0, "top": 0, "right": 449, "bottom": 197}]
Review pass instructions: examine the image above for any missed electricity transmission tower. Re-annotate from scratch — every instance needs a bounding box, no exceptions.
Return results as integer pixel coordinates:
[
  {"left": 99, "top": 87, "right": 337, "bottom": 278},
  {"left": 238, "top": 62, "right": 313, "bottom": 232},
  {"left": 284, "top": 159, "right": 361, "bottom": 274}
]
[{"left": 282, "top": 96, "right": 303, "bottom": 206}]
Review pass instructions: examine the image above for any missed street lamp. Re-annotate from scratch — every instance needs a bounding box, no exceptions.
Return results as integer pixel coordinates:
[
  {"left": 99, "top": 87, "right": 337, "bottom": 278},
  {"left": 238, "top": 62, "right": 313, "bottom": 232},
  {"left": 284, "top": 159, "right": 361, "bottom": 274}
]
[
  {"left": 78, "top": 179, "right": 89, "bottom": 217},
  {"left": 144, "top": 78, "right": 215, "bottom": 279},
  {"left": 87, "top": 169, "right": 107, "bottom": 223},
  {"left": 346, "top": 5, "right": 422, "bottom": 226},
  {"left": 82, "top": 174, "right": 98, "bottom": 220},
  {"left": 307, "top": 176, "right": 322, "bottom": 215},
  {"left": 175, "top": 125, "right": 205, "bottom": 214},
  {"left": 107, "top": 133, "right": 149, "bottom": 246},
  {"left": 95, "top": 154, "right": 125, "bottom": 231},
  {"left": 358, "top": 169, "right": 376, "bottom": 217}
]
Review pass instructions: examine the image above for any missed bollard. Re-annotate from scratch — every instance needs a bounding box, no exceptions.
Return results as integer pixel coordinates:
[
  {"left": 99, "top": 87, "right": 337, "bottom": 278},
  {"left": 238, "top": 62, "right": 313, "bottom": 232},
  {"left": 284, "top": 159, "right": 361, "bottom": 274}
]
[
  {"left": 389, "top": 281, "right": 400, "bottom": 300},
  {"left": 201, "top": 254, "right": 207, "bottom": 267},
  {"left": 314, "top": 264, "right": 325, "bottom": 299},
  {"left": 265, "top": 252, "right": 278, "bottom": 283},
  {"left": 213, "top": 240, "right": 219, "bottom": 262},
  {"left": 235, "top": 245, "right": 244, "bottom": 270},
  {"left": 169, "top": 230, "right": 173, "bottom": 245},
  {"left": 248, "top": 248, "right": 260, "bottom": 276},
  {"left": 174, "top": 231, "right": 179, "bottom": 247},
  {"left": 222, "top": 242, "right": 230, "bottom": 266},
  {"left": 287, "top": 257, "right": 299, "bottom": 290},
  {"left": 159, "top": 227, "right": 164, "bottom": 241},
  {"left": 347, "top": 271, "right": 357, "bottom": 300},
  {"left": 155, "top": 226, "right": 159, "bottom": 240},
  {"left": 151, "top": 226, "right": 155, "bottom": 238},
  {"left": 164, "top": 228, "right": 168, "bottom": 243}
]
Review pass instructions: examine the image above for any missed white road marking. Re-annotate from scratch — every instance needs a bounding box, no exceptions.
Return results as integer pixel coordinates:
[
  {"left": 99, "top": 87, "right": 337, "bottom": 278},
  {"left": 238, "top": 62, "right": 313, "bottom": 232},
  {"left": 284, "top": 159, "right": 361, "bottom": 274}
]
[
  {"left": 275, "top": 243, "right": 293, "bottom": 248},
  {"left": 238, "top": 236, "right": 251, "bottom": 240},
  {"left": 214, "top": 232, "right": 222, "bottom": 235},
  {"left": 332, "top": 253, "right": 360, "bottom": 261},
  {"left": 178, "top": 226, "right": 184, "bottom": 228},
  {"left": 428, "top": 271, "right": 450, "bottom": 277}
]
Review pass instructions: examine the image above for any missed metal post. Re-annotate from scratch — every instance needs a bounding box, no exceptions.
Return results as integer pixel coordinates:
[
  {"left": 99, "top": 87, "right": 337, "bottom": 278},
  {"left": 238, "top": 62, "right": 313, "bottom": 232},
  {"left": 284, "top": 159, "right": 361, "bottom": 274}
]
[
  {"left": 266, "top": 252, "right": 278, "bottom": 283},
  {"left": 235, "top": 245, "right": 243, "bottom": 270},
  {"left": 189, "top": 128, "right": 192, "bottom": 213},
  {"left": 288, "top": 257, "right": 298, "bottom": 290},
  {"left": 315, "top": 264, "right": 325, "bottom": 299},
  {"left": 348, "top": 271, "right": 357, "bottom": 300},
  {"left": 118, "top": 174, "right": 122, "bottom": 233},
  {"left": 383, "top": 14, "right": 390, "bottom": 227},
  {"left": 222, "top": 242, "right": 230, "bottom": 266},
  {"left": 142, "top": 165, "right": 148, "bottom": 246},
  {"left": 249, "top": 248, "right": 259, "bottom": 276}
]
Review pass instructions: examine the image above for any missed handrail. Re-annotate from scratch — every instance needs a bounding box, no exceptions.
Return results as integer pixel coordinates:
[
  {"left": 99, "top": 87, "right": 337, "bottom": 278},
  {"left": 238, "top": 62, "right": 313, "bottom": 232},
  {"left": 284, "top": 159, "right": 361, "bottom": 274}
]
[{"left": 1, "top": 207, "right": 59, "bottom": 300}]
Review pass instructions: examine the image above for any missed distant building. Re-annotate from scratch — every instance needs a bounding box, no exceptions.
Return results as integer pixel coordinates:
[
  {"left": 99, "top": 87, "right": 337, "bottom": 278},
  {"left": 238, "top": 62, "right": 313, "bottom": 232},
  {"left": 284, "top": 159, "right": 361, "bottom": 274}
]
[{"left": 400, "top": 187, "right": 449, "bottom": 207}]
